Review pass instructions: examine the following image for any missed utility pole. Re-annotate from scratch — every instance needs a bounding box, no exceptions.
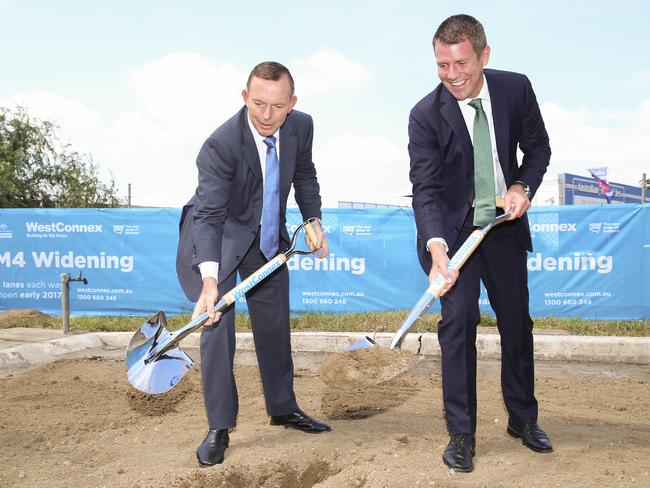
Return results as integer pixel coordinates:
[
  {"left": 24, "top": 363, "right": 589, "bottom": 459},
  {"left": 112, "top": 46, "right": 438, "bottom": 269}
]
[
  {"left": 641, "top": 173, "right": 647, "bottom": 204},
  {"left": 128, "top": 183, "right": 132, "bottom": 209}
]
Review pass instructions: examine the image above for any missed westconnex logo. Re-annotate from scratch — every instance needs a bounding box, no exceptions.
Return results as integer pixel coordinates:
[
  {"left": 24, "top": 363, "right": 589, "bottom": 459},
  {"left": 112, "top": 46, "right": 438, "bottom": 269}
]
[
  {"left": 25, "top": 222, "right": 104, "bottom": 233},
  {"left": 529, "top": 222, "right": 577, "bottom": 233}
]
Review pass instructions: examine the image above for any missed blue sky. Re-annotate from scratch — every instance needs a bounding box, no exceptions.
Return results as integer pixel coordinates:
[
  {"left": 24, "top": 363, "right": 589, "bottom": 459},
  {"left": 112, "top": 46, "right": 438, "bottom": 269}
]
[{"left": 2, "top": 0, "right": 649, "bottom": 207}]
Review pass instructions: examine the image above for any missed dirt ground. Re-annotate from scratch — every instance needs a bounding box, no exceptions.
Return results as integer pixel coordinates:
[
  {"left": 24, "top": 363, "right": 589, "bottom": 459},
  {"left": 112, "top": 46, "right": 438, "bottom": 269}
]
[{"left": 1, "top": 348, "right": 649, "bottom": 488}]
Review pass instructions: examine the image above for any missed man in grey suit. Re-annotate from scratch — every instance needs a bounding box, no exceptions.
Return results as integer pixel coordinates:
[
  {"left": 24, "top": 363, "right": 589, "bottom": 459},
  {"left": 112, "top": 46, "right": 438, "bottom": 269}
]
[{"left": 178, "top": 61, "right": 331, "bottom": 467}]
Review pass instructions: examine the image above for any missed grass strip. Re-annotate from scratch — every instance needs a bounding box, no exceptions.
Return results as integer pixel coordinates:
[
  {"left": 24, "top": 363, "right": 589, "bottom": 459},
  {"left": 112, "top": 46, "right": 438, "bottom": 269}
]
[{"left": 5, "top": 311, "right": 646, "bottom": 337}]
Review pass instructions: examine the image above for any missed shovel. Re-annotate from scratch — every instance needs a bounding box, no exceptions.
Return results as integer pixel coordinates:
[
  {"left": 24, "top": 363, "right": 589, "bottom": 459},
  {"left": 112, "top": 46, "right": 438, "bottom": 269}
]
[
  {"left": 125, "top": 218, "right": 324, "bottom": 394},
  {"left": 347, "top": 200, "right": 510, "bottom": 352},
  {"left": 321, "top": 206, "right": 512, "bottom": 391}
]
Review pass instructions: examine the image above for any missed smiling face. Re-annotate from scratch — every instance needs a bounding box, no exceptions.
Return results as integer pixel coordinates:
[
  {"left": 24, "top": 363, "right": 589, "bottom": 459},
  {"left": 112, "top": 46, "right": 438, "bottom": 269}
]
[
  {"left": 242, "top": 74, "right": 297, "bottom": 137},
  {"left": 434, "top": 38, "right": 490, "bottom": 101}
]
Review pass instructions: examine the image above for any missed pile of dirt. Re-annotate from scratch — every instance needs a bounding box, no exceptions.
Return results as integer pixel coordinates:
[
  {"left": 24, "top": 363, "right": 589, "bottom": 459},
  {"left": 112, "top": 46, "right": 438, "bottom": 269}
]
[
  {"left": 127, "top": 372, "right": 198, "bottom": 416},
  {"left": 319, "top": 347, "right": 437, "bottom": 420},
  {"left": 0, "top": 309, "right": 56, "bottom": 329},
  {"left": 319, "top": 346, "right": 421, "bottom": 390},
  {"left": 320, "top": 374, "right": 428, "bottom": 420}
]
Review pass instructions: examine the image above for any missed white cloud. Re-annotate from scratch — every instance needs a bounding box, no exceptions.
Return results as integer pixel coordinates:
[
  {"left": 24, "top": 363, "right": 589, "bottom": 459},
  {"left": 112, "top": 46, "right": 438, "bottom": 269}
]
[
  {"left": 129, "top": 52, "right": 243, "bottom": 129},
  {"left": 313, "top": 133, "right": 411, "bottom": 207},
  {"left": 541, "top": 100, "right": 650, "bottom": 180},
  {"left": 1, "top": 91, "right": 103, "bottom": 154},
  {"left": 97, "top": 53, "right": 247, "bottom": 206},
  {"left": 533, "top": 100, "right": 650, "bottom": 204},
  {"left": 291, "top": 48, "right": 373, "bottom": 102}
]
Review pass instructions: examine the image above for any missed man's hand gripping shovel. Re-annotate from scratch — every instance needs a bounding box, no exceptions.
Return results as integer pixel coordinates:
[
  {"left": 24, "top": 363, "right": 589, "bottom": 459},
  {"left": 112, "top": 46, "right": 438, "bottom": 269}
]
[
  {"left": 125, "top": 218, "right": 325, "bottom": 395},
  {"left": 321, "top": 199, "right": 510, "bottom": 390}
]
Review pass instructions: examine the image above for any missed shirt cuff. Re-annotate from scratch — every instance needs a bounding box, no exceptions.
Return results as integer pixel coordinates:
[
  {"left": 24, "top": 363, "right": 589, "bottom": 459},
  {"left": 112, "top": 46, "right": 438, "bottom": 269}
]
[
  {"left": 426, "top": 237, "right": 448, "bottom": 253},
  {"left": 198, "top": 261, "right": 219, "bottom": 281}
]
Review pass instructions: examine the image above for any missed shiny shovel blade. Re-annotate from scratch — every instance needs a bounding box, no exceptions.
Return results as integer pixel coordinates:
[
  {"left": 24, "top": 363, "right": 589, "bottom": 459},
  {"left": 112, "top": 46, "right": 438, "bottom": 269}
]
[
  {"left": 125, "top": 311, "right": 194, "bottom": 394},
  {"left": 344, "top": 335, "right": 377, "bottom": 351}
]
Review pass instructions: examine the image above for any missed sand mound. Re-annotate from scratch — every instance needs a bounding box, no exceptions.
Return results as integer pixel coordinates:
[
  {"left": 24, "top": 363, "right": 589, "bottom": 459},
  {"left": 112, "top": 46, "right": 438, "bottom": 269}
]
[
  {"left": 320, "top": 374, "right": 425, "bottom": 420},
  {"left": 319, "top": 346, "right": 421, "bottom": 390},
  {"left": 126, "top": 372, "right": 198, "bottom": 416}
]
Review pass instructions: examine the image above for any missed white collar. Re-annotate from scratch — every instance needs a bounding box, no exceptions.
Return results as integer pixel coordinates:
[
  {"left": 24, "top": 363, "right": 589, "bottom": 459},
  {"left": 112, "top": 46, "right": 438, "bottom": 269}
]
[
  {"left": 246, "top": 109, "right": 279, "bottom": 145},
  {"left": 458, "top": 74, "right": 490, "bottom": 107}
]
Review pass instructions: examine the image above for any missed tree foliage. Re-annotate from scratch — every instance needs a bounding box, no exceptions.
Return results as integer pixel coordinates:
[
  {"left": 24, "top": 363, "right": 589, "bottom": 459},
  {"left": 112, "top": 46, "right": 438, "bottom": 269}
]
[{"left": 0, "top": 106, "right": 122, "bottom": 208}]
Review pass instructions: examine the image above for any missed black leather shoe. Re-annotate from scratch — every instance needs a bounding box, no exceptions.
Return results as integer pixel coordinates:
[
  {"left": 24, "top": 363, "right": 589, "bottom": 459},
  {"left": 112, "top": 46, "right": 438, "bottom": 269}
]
[
  {"left": 270, "top": 409, "right": 331, "bottom": 433},
  {"left": 442, "top": 434, "right": 475, "bottom": 472},
  {"left": 196, "top": 428, "right": 229, "bottom": 467},
  {"left": 507, "top": 420, "right": 553, "bottom": 453}
]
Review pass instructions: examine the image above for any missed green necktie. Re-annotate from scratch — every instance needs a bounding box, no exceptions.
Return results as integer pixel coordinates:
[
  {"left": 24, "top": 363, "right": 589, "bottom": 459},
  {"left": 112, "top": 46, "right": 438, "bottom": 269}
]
[{"left": 468, "top": 98, "right": 496, "bottom": 226}]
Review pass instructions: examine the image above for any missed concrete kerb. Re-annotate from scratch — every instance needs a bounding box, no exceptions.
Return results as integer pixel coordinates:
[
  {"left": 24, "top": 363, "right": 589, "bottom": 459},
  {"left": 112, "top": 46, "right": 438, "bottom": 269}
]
[
  {"left": 0, "top": 333, "right": 105, "bottom": 370},
  {"left": 288, "top": 332, "right": 650, "bottom": 364},
  {"left": 1, "top": 330, "right": 648, "bottom": 371}
]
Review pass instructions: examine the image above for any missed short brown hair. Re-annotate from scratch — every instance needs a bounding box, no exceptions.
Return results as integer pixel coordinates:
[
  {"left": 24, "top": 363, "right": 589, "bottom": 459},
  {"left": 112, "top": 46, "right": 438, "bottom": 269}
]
[
  {"left": 246, "top": 61, "right": 295, "bottom": 97},
  {"left": 433, "top": 14, "right": 487, "bottom": 58}
]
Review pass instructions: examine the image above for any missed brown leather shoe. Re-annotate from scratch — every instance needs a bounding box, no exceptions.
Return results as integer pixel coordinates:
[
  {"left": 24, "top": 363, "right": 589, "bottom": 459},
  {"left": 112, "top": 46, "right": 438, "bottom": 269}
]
[
  {"left": 270, "top": 409, "right": 331, "bottom": 433},
  {"left": 507, "top": 420, "right": 553, "bottom": 453},
  {"left": 196, "top": 428, "right": 229, "bottom": 467},
  {"left": 442, "top": 434, "right": 475, "bottom": 472}
]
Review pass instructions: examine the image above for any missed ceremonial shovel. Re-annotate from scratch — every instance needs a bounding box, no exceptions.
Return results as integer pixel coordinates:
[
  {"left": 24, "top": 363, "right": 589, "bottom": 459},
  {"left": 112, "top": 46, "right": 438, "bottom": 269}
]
[
  {"left": 125, "top": 218, "right": 324, "bottom": 394},
  {"left": 347, "top": 200, "right": 510, "bottom": 352}
]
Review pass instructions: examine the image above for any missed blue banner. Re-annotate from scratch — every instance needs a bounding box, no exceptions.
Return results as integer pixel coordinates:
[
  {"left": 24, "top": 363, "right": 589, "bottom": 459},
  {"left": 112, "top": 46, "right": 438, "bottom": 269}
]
[
  {"left": 1, "top": 205, "right": 648, "bottom": 319},
  {"left": 0, "top": 208, "right": 194, "bottom": 316},
  {"left": 282, "top": 208, "right": 425, "bottom": 315},
  {"left": 525, "top": 204, "right": 649, "bottom": 319}
]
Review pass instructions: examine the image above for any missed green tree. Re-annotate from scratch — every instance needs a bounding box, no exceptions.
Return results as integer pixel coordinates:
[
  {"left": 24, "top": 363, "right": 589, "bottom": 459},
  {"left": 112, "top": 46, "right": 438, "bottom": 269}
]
[{"left": 0, "top": 106, "right": 122, "bottom": 208}]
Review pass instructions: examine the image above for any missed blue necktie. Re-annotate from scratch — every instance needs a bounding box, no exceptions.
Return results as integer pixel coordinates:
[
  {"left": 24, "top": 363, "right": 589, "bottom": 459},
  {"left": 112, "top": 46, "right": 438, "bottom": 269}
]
[{"left": 260, "top": 136, "right": 280, "bottom": 259}]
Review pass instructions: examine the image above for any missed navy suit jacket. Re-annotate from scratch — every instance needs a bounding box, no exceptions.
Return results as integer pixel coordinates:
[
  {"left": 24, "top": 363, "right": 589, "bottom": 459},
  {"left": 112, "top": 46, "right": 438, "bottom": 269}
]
[
  {"left": 176, "top": 107, "right": 322, "bottom": 301},
  {"left": 408, "top": 68, "right": 550, "bottom": 273}
]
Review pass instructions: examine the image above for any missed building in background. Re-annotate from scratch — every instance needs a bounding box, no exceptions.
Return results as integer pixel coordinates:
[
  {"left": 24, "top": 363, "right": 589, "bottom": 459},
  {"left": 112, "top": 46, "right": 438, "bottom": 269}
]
[
  {"left": 558, "top": 173, "right": 645, "bottom": 205},
  {"left": 327, "top": 173, "right": 647, "bottom": 208}
]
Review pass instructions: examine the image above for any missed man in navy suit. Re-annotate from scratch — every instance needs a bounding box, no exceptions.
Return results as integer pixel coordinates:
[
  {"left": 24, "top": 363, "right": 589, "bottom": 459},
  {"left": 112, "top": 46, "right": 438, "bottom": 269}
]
[
  {"left": 408, "top": 15, "right": 552, "bottom": 472},
  {"left": 178, "top": 61, "right": 331, "bottom": 467}
]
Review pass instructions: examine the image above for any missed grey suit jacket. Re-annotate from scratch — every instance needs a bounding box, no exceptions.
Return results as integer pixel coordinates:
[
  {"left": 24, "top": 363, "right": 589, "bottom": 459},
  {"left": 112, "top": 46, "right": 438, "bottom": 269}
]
[{"left": 176, "top": 107, "right": 322, "bottom": 301}]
